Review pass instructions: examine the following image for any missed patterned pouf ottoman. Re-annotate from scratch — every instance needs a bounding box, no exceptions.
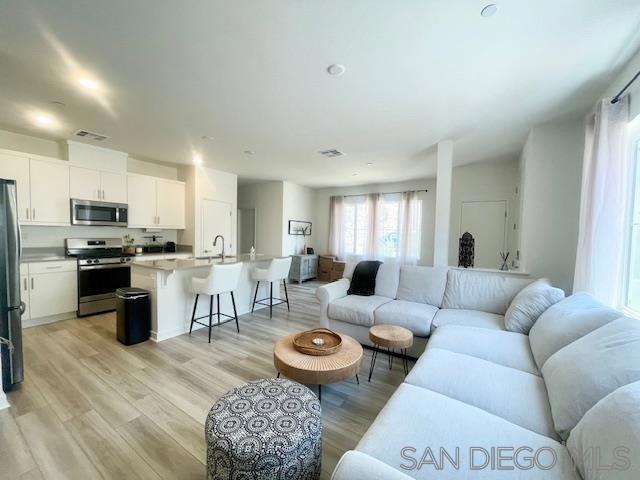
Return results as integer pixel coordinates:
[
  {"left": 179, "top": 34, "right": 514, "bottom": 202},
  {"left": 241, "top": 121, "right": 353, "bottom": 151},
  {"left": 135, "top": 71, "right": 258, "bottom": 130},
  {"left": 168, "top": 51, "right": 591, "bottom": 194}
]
[{"left": 205, "top": 378, "right": 322, "bottom": 480}]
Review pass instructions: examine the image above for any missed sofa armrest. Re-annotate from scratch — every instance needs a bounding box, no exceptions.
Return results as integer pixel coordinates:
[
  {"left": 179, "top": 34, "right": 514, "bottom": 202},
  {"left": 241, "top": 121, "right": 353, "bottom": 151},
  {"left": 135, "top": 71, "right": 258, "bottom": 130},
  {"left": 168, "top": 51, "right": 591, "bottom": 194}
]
[
  {"left": 331, "top": 451, "right": 413, "bottom": 480},
  {"left": 316, "top": 278, "right": 350, "bottom": 328}
]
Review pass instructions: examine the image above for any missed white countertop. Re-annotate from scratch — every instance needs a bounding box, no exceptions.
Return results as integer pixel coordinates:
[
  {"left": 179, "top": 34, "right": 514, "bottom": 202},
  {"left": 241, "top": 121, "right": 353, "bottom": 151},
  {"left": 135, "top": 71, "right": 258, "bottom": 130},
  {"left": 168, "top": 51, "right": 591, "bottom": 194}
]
[{"left": 131, "top": 253, "right": 277, "bottom": 271}]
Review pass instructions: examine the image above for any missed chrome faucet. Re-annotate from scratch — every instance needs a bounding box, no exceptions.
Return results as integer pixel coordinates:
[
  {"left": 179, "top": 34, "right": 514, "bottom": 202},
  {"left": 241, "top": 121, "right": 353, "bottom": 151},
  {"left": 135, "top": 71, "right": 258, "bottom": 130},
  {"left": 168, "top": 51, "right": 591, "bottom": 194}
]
[{"left": 213, "top": 235, "right": 225, "bottom": 260}]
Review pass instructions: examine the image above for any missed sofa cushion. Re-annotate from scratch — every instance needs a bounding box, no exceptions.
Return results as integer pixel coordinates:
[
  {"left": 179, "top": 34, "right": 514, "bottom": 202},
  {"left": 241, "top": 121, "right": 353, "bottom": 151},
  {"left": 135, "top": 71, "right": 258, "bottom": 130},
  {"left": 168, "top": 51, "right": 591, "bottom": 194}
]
[
  {"left": 541, "top": 317, "right": 640, "bottom": 440},
  {"left": 428, "top": 325, "right": 539, "bottom": 375},
  {"left": 356, "top": 383, "right": 578, "bottom": 480},
  {"left": 406, "top": 348, "right": 558, "bottom": 438},
  {"left": 374, "top": 263, "right": 400, "bottom": 299},
  {"left": 374, "top": 300, "right": 437, "bottom": 337},
  {"left": 442, "top": 269, "right": 532, "bottom": 315},
  {"left": 432, "top": 309, "right": 505, "bottom": 331},
  {"left": 396, "top": 266, "right": 448, "bottom": 308},
  {"left": 328, "top": 295, "right": 392, "bottom": 327},
  {"left": 504, "top": 279, "right": 565, "bottom": 334},
  {"left": 528, "top": 292, "right": 621, "bottom": 370},
  {"left": 567, "top": 381, "right": 640, "bottom": 480},
  {"left": 332, "top": 451, "right": 414, "bottom": 480}
]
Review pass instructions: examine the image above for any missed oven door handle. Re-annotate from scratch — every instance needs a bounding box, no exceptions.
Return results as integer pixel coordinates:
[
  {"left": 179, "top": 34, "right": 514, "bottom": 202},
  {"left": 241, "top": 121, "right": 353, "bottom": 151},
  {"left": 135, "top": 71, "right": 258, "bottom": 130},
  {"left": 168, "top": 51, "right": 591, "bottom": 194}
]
[{"left": 80, "top": 264, "right": 131, "bottom": 271}]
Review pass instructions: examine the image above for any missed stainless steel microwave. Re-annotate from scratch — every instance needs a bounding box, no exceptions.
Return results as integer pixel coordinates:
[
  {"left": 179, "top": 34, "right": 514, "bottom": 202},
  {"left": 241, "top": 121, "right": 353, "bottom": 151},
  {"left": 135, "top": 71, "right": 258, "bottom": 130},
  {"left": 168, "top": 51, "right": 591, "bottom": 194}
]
[{"left": 70, "top": 199, "right": 128, "bottom": 227}]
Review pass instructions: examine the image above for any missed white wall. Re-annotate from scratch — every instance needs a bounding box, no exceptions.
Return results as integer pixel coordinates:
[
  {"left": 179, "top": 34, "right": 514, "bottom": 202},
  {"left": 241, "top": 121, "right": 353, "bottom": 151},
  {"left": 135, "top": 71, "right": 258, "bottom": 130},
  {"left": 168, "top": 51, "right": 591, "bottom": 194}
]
[
  {"left": 602, "top": 47, "right": 640, "bottom": 120},
  {"left": 448, "top": 160, "right": 519, "bottom": 267},
  {"left": 22, "top": 225, "right": 177, "bottom": 248},
  {"left": 314, "top": 179, "right": 437, "bottom": 266},
  {"left": 282, "top": 181, "right": 316, "bottom": 255},
  {"left": 519, "top": 117, "right": 584, "bottom": 293},
  {"left": 128, "top": 157, "right": 178, "bottom": 180},
  {"left": 237, "top": 182, "right": 284, "bottom": 255}
]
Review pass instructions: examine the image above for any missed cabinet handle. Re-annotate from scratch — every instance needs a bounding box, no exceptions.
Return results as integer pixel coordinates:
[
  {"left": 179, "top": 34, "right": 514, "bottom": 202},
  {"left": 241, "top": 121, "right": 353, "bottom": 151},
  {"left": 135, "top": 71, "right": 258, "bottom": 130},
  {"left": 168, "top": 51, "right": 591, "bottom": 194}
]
[
  {"left": 26, "top": 208, "right": 29, "bottom": 219},
  {"left": 32, "top": 208, "right": 35, "bottom": 220},
  {"left": 46, "top": 266, "right": 62, "bottom": 270},
  {"left": 24, "top": 277, "right": 27, "bottom": 290},
  {"left": 157, "top": 216, "right": 160, "bottom": 225},
  {"left": 31, "top": 278, "right": 34, "bottom": 290},
  {"left": 97, "top": 189, "right": 101, "bottom": 200},
  {"left": 102, "top": 189, "right": 105, "bottom": 199}
]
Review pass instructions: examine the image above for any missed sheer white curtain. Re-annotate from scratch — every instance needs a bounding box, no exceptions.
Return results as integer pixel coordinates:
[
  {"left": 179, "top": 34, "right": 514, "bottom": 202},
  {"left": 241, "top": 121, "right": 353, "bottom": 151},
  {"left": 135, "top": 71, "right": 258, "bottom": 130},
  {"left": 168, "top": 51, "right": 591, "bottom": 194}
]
[
  {"left": 328, "top": 191, "right": 422, "bottom": 264},
  {"left": 573, "top": 96, "right": 630, "bottom": 306}
]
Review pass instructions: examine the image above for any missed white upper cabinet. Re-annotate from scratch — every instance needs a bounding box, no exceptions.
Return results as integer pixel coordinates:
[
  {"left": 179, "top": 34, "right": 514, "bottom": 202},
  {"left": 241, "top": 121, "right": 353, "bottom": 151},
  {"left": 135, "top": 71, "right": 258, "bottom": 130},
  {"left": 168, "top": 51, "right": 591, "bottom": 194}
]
[
  {"left": 29, "top": 159, "right": 70, "bottom": 224},
  {"left": 100, "top": 171, "right": 127, "bottom": 203},
  {"left": 70, "top": 166, "right": 101, "bottom": 201},
  {"left": 127, "top": 174, "right": 157, "bottom": 227},
  {"left": 156, "top": 179, "right": 185, "bottom": 229},
  {"left": 127, "top": 174, "right": 185, "bottom": 229},
  {"left": 0, "top": 153, "right": 31, "bottom": 222},
  {"left": 70, "top": 166, "right": 127, "bottom": 203}
]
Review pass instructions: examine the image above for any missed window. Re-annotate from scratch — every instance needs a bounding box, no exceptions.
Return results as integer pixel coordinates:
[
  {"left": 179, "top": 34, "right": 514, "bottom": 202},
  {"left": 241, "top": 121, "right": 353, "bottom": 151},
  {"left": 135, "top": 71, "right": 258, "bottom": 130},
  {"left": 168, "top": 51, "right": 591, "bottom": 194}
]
[
  {"left": 329, "top": 191, "right": 422, "bottom": 264},
  {"left": 623, "top": 128, "right": 640, "bottom": 316}
]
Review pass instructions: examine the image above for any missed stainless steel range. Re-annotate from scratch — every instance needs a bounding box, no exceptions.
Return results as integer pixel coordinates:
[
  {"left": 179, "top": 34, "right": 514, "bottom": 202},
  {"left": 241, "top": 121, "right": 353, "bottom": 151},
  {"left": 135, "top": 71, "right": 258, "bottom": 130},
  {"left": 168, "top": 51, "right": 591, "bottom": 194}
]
[{"left": 66, "top": 238, "right": 132, "bottom": 316}]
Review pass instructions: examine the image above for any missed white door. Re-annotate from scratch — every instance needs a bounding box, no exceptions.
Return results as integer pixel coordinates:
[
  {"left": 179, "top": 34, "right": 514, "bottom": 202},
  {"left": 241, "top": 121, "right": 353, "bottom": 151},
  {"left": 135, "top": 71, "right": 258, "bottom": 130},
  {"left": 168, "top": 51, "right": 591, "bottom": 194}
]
[
  {"left": 238, "top": 208, "right": 256, "bottom": 254},
  {"left": 201, "top": 199, "right": 232, "bottom": 256},
  {"left": 29, "top": 159, "right": 70, "bottom": 224},
  {"left": 29, "top": 271, "right": 77, "bottom": 318},
  {"left": 70, "top": 166, "right": 101, "bottom": 201},
  {"left": 127, "top": 175, "right": 157, "bottom": 227},
  {"left": 0, "top": 153, "right": 31, "bottom": 222},
  {"left": 156, "top": 179, "right": 185, "bottom": 228},
  {"left": 460, "top": 200, "right": 507, "bottom": 269},
  {"left": 20, "top": 275, "right": 30, "bottom": 320},
  {"left": 100, "top": 171, "right": 128, "bottom": 203}
]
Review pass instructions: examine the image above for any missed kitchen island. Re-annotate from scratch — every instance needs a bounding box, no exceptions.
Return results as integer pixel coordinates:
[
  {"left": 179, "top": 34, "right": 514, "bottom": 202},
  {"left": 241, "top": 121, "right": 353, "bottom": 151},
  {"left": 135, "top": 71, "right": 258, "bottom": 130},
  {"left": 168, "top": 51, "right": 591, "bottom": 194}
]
[{"left": 131, "top": 254, "right": 276, "bottom": 341}]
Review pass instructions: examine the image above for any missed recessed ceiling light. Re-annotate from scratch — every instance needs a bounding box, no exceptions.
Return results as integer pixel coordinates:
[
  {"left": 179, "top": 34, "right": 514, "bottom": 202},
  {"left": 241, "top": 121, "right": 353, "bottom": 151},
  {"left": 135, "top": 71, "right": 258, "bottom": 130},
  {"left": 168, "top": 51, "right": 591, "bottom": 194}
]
[
  {"left": 352, "top": 173, "right": 358, "bottom": 176},
  {"left": 78, "top": 77, "right": 100, "bottom": 91},
  {"left": 327, "top": 64, "right": 346, "bottom": 76},
  {"left": 192, "top": 152, "right": 203, "bottom": 165},
  {"left": 32, "top": 113, "right": 58, "bottom": 128},
  {"left": 244, "top": 150, "right": 255, "bottom": 155},
  {"left": 481, "top": 4, "right": 498, "bottom": 17}
]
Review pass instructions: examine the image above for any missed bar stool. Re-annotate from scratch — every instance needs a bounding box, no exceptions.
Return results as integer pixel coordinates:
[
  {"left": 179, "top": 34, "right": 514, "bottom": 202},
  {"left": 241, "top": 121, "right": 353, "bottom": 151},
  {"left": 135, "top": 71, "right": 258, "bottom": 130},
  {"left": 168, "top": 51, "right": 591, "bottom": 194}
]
[
  {"left": 251, "top": 257, "right": 293, "bottom": 318},
  {"left": 189, "top": 262, "right": 243, "bottom": 343}
]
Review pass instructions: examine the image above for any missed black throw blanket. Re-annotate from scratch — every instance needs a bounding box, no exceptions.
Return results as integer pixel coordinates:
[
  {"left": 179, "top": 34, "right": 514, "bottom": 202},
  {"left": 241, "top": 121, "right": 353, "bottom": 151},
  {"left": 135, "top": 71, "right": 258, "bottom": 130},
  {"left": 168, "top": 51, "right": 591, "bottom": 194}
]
[{"left": 347, "top": 260, "right": 383, "bottom": 296}]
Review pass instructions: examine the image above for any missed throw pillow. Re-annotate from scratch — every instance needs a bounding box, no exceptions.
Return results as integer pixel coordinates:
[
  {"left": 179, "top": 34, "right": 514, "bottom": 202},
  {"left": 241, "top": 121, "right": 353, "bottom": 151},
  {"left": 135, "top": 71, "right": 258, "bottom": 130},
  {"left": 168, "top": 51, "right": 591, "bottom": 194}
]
[
  {"left": 347, "top": 261, "right": 383, "bottom": 296},
  {"left": 504, "top": 279, "right": 564, "bottom": 334}
]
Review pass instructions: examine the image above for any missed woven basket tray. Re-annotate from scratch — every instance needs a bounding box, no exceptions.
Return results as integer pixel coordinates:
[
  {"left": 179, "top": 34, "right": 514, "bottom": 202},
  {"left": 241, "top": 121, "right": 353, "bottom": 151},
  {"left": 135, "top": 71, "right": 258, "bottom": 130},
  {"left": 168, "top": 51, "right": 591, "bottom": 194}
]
[{"left": 293, "top": 328, "right": 342, "bottom": 356}]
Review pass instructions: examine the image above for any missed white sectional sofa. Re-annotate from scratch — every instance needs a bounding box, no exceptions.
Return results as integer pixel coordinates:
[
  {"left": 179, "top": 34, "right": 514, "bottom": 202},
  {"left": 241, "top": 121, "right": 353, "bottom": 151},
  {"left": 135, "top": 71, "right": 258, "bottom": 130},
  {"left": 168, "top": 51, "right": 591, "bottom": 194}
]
[
  {"left": 330, "top": 292, "right": 640, "bottom": 479},
  {"left": 317, "top": 264, "right": 535, "bottom": 355}
]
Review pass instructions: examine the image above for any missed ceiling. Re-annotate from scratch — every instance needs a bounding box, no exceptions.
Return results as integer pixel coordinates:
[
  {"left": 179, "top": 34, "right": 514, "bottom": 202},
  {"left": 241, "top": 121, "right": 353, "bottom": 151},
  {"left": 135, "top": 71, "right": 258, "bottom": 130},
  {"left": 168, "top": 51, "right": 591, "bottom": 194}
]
[{"left": 1, "top": 1, "right": 639, "bottom": 187}]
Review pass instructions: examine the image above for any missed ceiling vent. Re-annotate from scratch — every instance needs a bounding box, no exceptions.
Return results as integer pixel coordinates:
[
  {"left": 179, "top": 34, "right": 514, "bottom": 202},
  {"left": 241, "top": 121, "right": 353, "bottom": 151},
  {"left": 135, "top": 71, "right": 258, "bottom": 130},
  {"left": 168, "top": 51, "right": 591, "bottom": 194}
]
[
  {"left": 73, "top": 129, "right": 110, "bottom": 142},
  {"left": 319, "top": 149, "right": 345, "bottom": 158}
]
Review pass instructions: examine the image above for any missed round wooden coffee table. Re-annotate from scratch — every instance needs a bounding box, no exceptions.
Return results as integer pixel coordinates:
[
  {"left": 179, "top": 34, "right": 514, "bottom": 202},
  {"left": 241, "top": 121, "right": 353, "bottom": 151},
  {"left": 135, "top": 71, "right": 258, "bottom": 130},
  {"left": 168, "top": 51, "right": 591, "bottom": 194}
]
[
  {"left": 368, "top": 325, "right": 413, "bottom": 381},
  {"left": 274, "top": 333, "right": 363, "bottom": 401}
]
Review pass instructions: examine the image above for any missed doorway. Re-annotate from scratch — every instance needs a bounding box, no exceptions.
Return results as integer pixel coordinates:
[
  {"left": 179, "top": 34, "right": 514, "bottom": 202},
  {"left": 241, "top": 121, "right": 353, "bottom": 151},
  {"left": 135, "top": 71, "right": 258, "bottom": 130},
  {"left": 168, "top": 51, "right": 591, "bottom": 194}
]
[
  {"left": 459, "top": 200, "right": 508, "bottom": 269},
  {"left": 237, "top": 208, "right": 256, "bottom": 254},
  {"left": 201, "top": 199, "right": 232, "bottom": 257}
]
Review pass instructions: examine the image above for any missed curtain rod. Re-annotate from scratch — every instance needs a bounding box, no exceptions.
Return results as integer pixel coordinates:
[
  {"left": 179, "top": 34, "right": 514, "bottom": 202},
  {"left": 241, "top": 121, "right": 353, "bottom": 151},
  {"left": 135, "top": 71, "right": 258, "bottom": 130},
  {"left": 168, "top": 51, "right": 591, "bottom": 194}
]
[
  {"left": 611, "top": 69, "right": 640, "bottom": 104},
  {"left": 338, "top": 189, "right": 428, "bottom": 198}
]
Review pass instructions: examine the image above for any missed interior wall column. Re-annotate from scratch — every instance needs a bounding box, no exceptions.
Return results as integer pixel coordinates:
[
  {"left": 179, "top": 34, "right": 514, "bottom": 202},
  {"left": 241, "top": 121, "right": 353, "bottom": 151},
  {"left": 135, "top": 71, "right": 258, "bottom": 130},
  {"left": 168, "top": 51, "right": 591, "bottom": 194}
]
[{"left": 433, "top": 140, "right": 453, "bottom": 267}]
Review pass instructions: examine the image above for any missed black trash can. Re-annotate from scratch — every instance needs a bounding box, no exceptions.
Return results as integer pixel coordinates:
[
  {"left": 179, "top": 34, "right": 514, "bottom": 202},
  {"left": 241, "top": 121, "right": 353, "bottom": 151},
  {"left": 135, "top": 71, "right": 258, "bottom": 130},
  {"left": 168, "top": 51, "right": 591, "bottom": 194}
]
[{"left": 116, "top": 287, "right": 151, "bottom": 346}]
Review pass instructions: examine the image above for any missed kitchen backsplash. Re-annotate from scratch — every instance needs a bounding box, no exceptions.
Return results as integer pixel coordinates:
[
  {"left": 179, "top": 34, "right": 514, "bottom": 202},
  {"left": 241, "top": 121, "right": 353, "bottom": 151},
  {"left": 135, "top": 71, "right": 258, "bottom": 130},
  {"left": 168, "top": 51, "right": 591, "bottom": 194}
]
[{"left": 21, "top": 225, "right": 179, "bottom": 248}]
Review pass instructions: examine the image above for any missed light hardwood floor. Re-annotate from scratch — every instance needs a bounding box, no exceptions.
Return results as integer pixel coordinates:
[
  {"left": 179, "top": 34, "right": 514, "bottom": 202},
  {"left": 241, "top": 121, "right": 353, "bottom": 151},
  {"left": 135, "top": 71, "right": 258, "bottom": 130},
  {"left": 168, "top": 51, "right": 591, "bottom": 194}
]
[{"left": 1, "top": 281, "right": 406, "bottom": 480}]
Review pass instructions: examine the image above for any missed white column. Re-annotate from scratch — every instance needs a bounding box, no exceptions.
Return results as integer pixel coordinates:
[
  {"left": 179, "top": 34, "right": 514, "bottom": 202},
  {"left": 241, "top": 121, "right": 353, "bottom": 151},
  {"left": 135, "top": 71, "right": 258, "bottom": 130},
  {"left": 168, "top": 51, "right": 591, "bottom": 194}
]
[{"left": 433, "top": 140, "right": 453, "bottom": 267}]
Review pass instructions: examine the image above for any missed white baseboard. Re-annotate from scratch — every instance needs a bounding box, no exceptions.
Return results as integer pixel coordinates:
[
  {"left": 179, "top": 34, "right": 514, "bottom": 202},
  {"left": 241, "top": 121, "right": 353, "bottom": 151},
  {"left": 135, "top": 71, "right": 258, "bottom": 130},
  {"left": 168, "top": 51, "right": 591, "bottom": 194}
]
[{"left": 22, "top": 311, "right": 77, "bottom": 328}]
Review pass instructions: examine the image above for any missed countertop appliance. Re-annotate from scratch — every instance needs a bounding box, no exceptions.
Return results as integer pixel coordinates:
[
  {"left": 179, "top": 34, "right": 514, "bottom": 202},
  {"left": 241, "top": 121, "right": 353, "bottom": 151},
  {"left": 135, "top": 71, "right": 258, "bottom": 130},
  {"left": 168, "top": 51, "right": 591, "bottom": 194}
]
[
  {"left": 70, "top": 199, "right": 128, "bottom": 227},
  {"left": 164, "top": 241, "right": 176, "bottom": 253},
  {"left": 0, "top": 179, "right": 24, "bottom": 391},
  {"left": 66, "top": 238, "right": 132, "bottom": 316}
]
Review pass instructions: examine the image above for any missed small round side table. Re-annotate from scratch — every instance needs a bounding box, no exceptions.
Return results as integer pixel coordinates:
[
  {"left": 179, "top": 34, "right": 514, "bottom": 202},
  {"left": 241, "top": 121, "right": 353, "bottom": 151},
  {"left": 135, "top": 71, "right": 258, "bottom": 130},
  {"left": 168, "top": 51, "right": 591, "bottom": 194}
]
[{"left": 368, "top": 325, "right": 413, "bottom": 382}]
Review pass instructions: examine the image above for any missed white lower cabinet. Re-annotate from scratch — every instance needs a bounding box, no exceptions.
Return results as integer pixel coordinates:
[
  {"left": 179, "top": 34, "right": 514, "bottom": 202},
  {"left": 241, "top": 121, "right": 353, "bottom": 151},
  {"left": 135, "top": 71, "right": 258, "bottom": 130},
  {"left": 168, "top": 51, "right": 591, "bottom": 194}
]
[{"left": 22, "top": 261, "right": 78, "bottom": 324}]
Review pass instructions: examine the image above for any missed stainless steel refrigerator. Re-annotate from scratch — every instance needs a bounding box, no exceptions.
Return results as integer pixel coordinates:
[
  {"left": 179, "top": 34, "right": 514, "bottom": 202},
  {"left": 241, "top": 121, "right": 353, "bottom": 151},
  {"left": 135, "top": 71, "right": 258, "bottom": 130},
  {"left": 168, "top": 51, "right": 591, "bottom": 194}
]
[{"left": 0, "top": 179, "right": 24, "bottom": 391}]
